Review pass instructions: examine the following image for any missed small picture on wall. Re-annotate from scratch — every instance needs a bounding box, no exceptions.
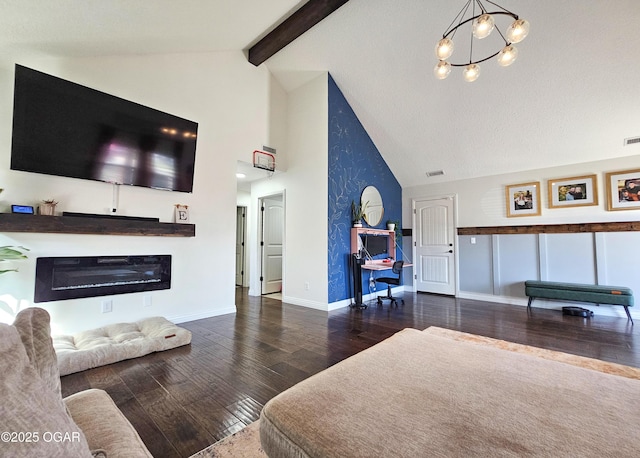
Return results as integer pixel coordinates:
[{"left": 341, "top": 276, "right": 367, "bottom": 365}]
[
  {"left": 505, "top": 181, "right": 541, "bottom": 217},
  {"left": 547, "top": 174, "right": 598, "bottom": 209},
  {"left": 174, "top": 204, "right": 190, "bottom": 223},
  {"left": 605, "top": 168, "right": 640, "bottom": 211}
]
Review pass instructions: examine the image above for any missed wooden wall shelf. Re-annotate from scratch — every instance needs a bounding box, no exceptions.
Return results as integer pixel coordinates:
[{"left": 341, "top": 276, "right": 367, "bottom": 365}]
[
  {"left": 351, "top": 227, "right": 396, "bottom": 257},
  {"left": 0, "top": 213, "right": 195, "bottom": 237},
  {"left": 457, "top": 221, "right": 640, "bottom": 236}
]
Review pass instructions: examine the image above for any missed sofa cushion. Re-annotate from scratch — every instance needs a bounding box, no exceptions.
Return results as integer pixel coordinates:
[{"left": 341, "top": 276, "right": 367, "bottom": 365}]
[
  {"left": 54, "top": 316, "right": 192, "bottom": 376},
  {"left": 12, "top": 307, "right": 63, "bottom": 401},
  {"left": 0, "top": 322, "right": 92, "bottom": 457},
  {"left": 64, "top": 389, "right": 153, "bottom": 458}
]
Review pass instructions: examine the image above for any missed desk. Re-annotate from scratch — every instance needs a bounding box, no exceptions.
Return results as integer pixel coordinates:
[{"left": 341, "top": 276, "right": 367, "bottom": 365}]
[
  {"left": 349, "top": 228, "right": 411, "bottom": 308},
  {"left": 362, "top": 260, "right": 412, "bottom": 271},
  {"left": 362, "top": 260, "right": 413, "bottom": 270},
  {"left": 350, "top": 256, "right": 412, "bottom": 309}
]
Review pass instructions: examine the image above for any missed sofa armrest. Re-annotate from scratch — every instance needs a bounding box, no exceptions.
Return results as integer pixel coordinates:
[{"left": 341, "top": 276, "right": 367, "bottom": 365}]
[{"left": 64, "top": 389, "right": 152, "bottom": 458}]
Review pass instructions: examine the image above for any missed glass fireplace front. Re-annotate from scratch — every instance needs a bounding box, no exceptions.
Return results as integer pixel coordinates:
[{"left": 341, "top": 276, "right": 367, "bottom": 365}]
[{"left": 34, "top": 255, "right": 171, "bottom": 302}]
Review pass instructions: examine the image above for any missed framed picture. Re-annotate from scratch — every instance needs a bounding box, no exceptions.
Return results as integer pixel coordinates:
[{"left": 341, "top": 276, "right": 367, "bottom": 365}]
[
  {"left": 174, "top": 204, "right": 190, "bottom": 223},
  {"left": 547, "top": 174, "right": 598, "bottom": 209},
  {"left": 505, "top": 181, "right": 541, "bottom": 217},
  {"left": 604, "top": 168, "right": 640, "bottom": 211}
]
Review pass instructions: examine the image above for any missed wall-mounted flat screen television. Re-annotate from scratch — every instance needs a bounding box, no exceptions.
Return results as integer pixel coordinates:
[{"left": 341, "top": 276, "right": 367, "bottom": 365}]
[{"left": 10, "top": 64, "right": 198, "bottom": 193}]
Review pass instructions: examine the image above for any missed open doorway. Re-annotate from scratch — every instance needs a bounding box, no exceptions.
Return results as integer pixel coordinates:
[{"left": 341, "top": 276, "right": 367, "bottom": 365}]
[
  {"left": 235, "top": 206, "right": 247, "bottom": 287},
  {"left": 259, "top": 193, "right": 284, "bottom": 299}
]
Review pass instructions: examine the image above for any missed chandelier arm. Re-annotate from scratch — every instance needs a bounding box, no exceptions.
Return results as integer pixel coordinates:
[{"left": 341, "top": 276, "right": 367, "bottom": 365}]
[
  {"left": 443, "top": 0, "right": 472, "bottom": 39},
  {"left": 468, "top": 0, "right": 475, "bottom": 63},
  {"left": 442, "top": 11, "right": 517, "bottom": 39},
  {"left": 485, "top": 0, "right": 517, "bottom": 18},
  {"left": 450, "top": 50, "right": 501, "bottom": 67},
  {"left": 474, "top": 0, "right": 488, "bottom": 14},
  {"left": 493, "top": 24, "right": 509, "bottom": 45}
]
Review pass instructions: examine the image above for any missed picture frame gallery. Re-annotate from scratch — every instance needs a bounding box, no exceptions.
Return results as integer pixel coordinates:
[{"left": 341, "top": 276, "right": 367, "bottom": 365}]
[
  {"left": 505, "top": 169, "right": 640, "bottom": 216},
  {"left": 547, "top": 174, "right": 598, "bottom": 209},
  {"left": 505, "top": 181, "right": 541, "bottom": 218},
  {"left": 604, "top": 168, "right": 640, "bottom": 211}
]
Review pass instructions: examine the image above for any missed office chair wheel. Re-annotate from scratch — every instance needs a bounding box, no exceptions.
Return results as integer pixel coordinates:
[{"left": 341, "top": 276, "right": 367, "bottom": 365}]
[
  {"left": 400, "top": 298, "right": 405, "bottom": 305},
  {"left": 377, "top": 297, "right": 383, "bottom": 306},
  {"left": 391, "top": 299, "right": 397, "bottom": 307}
]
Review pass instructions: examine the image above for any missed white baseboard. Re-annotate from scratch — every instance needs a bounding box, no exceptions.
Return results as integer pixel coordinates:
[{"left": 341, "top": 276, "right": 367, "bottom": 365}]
[
  {"left": 457, "top": 291, "right": 637, "bottom": 320},
  {"left": 282, "top": 296, "right": 333, "bottom": 311},
  {"left": 326, "top": 286, "right": 406, "bottom": 310},
  {"left": 169, "top": 306, "right": 236, "bottom": 324}
]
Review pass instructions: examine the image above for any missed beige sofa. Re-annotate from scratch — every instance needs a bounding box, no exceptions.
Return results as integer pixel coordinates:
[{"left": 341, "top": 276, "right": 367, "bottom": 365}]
[{"left": 1, "top": 308, "right": 152, "bottom": 457}]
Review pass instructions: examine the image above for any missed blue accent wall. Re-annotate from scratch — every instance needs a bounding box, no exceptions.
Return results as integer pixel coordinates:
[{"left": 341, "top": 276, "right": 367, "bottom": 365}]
[{"left": 327, "top": 75, "right": 402, "bottom": 303}]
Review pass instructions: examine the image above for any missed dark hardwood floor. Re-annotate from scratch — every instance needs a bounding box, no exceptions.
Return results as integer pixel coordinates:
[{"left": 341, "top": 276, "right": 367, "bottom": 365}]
[{"left": 60, "top": 288, "right": 640, "bottom": 457}]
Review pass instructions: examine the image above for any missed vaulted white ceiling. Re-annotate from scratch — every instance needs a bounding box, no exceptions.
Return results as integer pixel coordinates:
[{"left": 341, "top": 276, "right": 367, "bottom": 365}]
[{"left": 3, "top": 0, "right": 640, "bottom": 187}]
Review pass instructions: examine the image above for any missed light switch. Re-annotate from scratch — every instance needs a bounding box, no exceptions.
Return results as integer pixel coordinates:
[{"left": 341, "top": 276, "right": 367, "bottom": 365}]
[{"left": 470, "top": 237, "right": 476, "bottom": 244}]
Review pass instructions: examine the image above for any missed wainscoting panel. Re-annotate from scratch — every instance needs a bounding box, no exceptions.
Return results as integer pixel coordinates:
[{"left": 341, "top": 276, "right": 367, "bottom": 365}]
[
  {"left": 493, "top": 234, "right": 539, "bottom": 298},
  {"left": 458, "top": 235, "right": 493, "bottom": 295},
  {"left": 597, "top": 232, "right": 640, "bottom": 289},
  {"left": 457, "top": 230, "right": 640, "bottom": 319},
  {"left": 539, "top": 233, "right": 596, "bottom": 284}
]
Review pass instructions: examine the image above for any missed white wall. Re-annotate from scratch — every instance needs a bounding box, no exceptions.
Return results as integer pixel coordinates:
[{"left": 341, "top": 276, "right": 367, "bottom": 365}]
[
  {"left": 250, "top": 73, "right": 329, "bottom": 309},
  {"left": 405, "top": 154, "right": 640, "bottom": 229},
  {"left": 0, "top": 51, "right": 274, "bottom": 334},
  {"left": 405, "top": 154, "right": 640, "bottom": 321}
]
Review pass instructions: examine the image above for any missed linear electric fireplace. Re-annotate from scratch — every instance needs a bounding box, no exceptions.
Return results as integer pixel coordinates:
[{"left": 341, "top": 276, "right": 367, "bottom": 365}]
[{"left": 35, "top": 255, "right": 171, "bottom": 303}]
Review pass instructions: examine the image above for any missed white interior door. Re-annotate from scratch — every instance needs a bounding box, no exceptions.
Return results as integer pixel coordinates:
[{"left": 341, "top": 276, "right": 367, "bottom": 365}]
[
  {"left": 261, "top": 195, "right": 283, "bottom": 294},
  {"left": 235, "top": 206, "right": 246, "bottom": 286},
  {"left": 414, "top": 196, "right": 456, "bottom": 295}
]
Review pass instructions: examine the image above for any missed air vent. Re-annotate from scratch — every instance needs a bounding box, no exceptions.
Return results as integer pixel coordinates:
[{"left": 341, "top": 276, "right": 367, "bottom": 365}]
[
  {"left": 262, "top": 145, "right": 277, "bottom": 154},
  {"left": 624, "top": 137, "right": 640, "bottom": 146},
  {"left": 426, "top": 170, "right": 445, "bottom": 177}
]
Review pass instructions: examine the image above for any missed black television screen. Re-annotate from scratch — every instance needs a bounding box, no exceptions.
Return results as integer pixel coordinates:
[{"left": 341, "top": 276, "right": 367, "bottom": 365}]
[
  {"left": 362, "top": 235, "right": 388, "bottom": 257},
  {"left": 10, "top": 64, "right": 198, "bottom": 193}
]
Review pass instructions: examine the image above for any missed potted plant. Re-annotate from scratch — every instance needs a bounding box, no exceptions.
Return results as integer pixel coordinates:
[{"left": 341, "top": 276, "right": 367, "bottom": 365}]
[
  {"left": 39, "top": 199, "right": 58, "bottom": 216},
  {"left": 0, "top": 246, "right": 29, "bottom": 275},
  {"left": 0, "top": 246, "right": 28, "bottom": 318},
  {"left": 386, "top": 219, "right": 401, "bottom": 239},
  {"left": 351, "top": 200, "right": 369, "bottom": 227}
]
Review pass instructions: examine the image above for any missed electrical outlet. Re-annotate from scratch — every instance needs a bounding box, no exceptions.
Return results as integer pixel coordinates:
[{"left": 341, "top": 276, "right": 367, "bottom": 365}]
[
  {"left": 143, "top": 295, "right": 152, "bottom": 307},
  {"left": 101, "top": 299, "right": 112, "bottom": 313},
  {"left": 304, "top": 282, "right": 310, "bottom": 291}
]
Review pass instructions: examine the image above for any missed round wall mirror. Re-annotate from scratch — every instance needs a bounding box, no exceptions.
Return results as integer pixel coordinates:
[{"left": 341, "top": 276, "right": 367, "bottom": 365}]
[{"left": 361, "top": 185, "right": 383, "bottom": 226}]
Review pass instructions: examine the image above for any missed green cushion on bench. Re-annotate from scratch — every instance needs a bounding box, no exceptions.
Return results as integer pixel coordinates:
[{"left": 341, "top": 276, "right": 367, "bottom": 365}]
[{"left": 525, "top": 281, "right": 634, "bottom": 307}]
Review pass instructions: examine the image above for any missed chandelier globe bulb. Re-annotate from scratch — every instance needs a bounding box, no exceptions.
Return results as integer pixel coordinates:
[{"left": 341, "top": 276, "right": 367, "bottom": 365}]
[
  {"left": 506, "top": 18, "right": 530, "bottom": 43},
  {"left": 497, "top": 45, "right": 518, "bottom": 67},
  {"left": 435, "top": 38, "right": 454, "bottom": 60},
  {"left": 463, "top": 64, "right": 480, "bottom": 82},
  {"left": 434, "top": 61, "right": 452, "bottom": 79},
  {"left": 473, "top": 13, "right": 495, "bottom": 39}
]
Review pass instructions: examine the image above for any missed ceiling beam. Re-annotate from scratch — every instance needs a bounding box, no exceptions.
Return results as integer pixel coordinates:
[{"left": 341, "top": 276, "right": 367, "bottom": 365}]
[{"left": 248, "top": 0, "right": 350, "bottom": 66}]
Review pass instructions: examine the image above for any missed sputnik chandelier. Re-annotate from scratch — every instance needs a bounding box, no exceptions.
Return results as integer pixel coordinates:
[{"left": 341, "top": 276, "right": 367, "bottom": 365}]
[{"left": 434, "top": 0, "right": 530, "bottom": 82}]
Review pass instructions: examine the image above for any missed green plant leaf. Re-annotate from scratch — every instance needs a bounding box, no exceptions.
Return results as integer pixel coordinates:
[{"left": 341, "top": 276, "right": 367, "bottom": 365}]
[
  {"left": 0, "top": 246, "right": 29, "bottom": 261},
  {"left": 0, "top": 300, "right": 15, "bottom": 317}
]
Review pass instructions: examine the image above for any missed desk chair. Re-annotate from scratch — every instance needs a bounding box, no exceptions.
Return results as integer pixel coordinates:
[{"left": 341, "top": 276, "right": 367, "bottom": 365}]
[{"left": 376, "top": 260, "right": 405, "bottom": 306}]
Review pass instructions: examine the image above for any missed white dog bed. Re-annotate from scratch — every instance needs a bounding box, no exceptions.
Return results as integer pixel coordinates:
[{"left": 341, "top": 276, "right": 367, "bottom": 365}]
[{"left": 53, "top": 316, "right": 191, "bottom": 376}]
